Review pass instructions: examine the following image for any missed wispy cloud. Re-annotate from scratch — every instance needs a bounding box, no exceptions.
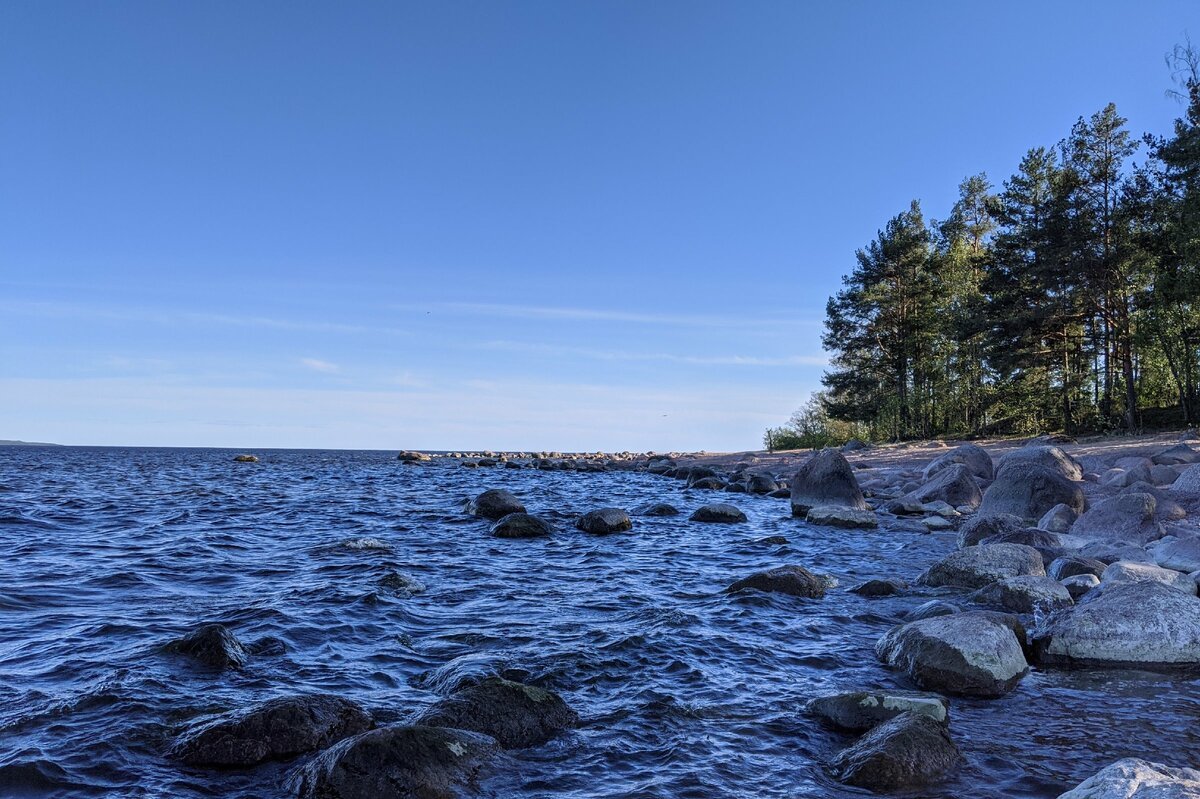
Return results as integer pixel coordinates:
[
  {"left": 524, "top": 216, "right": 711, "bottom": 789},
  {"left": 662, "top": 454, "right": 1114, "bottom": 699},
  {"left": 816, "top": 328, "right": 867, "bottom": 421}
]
[
  {"left": 300, "top": 358, "right": 340, "bottom": 373},
  {"left": 399, "top": 301, "right": 818, "bottom": 330},
  {"left": 479, "top": 340, "right": 827, "bottom": 367}
]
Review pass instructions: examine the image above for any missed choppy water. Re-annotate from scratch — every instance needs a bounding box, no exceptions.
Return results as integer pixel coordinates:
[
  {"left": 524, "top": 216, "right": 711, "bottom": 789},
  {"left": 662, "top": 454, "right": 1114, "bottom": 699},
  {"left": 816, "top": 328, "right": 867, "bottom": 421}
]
[{"left": 2, "top": 446, "right": 1198, "bottom": 798}]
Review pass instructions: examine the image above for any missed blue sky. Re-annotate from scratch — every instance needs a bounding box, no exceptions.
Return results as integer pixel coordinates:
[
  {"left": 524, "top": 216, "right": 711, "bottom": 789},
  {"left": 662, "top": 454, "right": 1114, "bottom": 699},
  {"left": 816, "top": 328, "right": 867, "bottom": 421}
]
[{"left": 1, "top": 1, "right": 1194, "bottom": 450}]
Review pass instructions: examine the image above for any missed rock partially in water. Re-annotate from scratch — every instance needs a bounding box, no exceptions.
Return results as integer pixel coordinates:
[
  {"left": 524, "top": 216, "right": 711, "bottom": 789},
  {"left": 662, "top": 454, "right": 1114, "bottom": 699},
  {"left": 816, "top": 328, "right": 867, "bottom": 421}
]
[
  {"left": 790, "top": 448, "right": 867, "bottom": 516},
  {"left": 727, "top": 565, "right": 827, "bottom": 598},
  {"left": 850, "top": 578, "right": 907, "bottom": 597},
  {"left": 904, "top": 600, "right": 960, "bottom": 621},
  {"left": 689, "top": 503, "right": 747, "bottom": 523},
  {"left": 233, "top": 454, "right": 259, "bottom": 463},
  {"left": 1058, "top": 758, "right": 1200, "bottom": 798},
  {"left": 1100, "top": 561, "right": 1196, "bottom": 595},
  {"left": 979, "top": 463, "right": 1086, "bottom": 522},
  {"left": 970, "top": 575, "right": 1073, "bottom": 613},
  {"left": 923, "top": 442, "right": 993, "bottom": 481},
  {"left": 379, "top": 571, "right": 426, "bottom": 596},
  {"left": 632, "top": 501, "right": 679, "bottom": 517},
  {"left": 958, "top": 513, "right": 1026, "bottom": 548},
  {"left": 1033, "top": 581, "right": 1200, "bottom": 669},
  {"left": 168, "top": 623, "right": 249, "bottom": 670},
  {"left": 574, "top": 508, "right": 633, "bottom": 535},
  {"left": 466, "top": 489, "right": 526, "bottom": 521},
  {"left": 876, "top": 611, "right": 1028, "bottom": 697},
  {"left": 397, "top": 451, "right": 431, "bottom": 463},
  {"left": 171, "top": 695, "right": 372, "bottom": 767},
  {"left": 489, "top": 513, "right": 554, "bottom": 539},
  {"left": 807, "top": 690, "right": 948, "bottom": 731},
  {"left": 689, "top": 476, "right": 728, "bottom": 491},
  {"left": 827, "top": 711, "right": 960, "bottom": 791},
  {"left": 1070, "top": 493, "right": 1161, "bottom": 544},
  {"left": 919, "top": 544, "right": 1045, "bottom": 589},
  {"left": 745, "top": 473, "right": 779, "bottom": 494},
  {"left": 414, "top": 677, "right": 579, "bottom": 749},
  {"left": 291, "top": 725, "right": 499, "bottom": 799},
  {"left": 806, "top": 505, "right": 878, "bottom": 529}
]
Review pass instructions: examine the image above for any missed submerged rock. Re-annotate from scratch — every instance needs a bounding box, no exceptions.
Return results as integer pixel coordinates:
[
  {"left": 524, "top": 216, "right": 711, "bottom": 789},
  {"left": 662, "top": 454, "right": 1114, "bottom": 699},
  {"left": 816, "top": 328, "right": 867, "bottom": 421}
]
[
  {"left": 466, "top": 489, "right": 526, "bottom": 521},
  {"left": 1033, "top": 581, "right": 1200, "bottom": 669},
  {"left": 574, "top": 508, "right": 633, "bottom": 535},
  {"left": 827, "top": 712, "right": 960, "bottom": 790},
  {"left": 632, "top": 501, "right": 679, "bottom": 517},
  {"left": 919, "top": 544, "right": 1045, "bottom": 589},
  {"left": 172, "top": 695, "right": 372, "bottom": 767},
  {"left": 876, "top": 611, "right": 1028, "bottom": 697},
  {"left": 291, "top": 725, "right": 498, "bottom": 799},
  {"left": 489, "top": 513, "right": 554, "bottom": 539},
  {"left": 414, "top": 677, "right": 578, "bottom": 749},
  {"left": 850, "top": 578, "right": 907, "bottom": 597},
  {"left": 790, "top": 449, "right": 867, "bottom": 516},
  {"left": 169, "top": 623, "right": 249, "bottom": 670},
  {"left": 1058, "top": 758, "right": 1200, "bottom": 798},
  {"left": 807, "top": 690, "right": 949, "bottom": 731},
  {"left": 689, "top": 503, "right": 747, "bottom": 523},
  {"left": 726, "top": 565, "right": 827, "bottom": 598}
]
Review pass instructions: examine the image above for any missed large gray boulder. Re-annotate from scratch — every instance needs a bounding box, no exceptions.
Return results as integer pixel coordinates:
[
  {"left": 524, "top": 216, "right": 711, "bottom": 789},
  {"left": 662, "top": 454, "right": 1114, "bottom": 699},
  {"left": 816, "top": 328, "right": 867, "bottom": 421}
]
[
  {"left": 827, "top": 712, "right": 960, "bottom": 791},
  {"left": 876, "top": 612, "right": 1028, "bottom": 697},
  {"left": 414, "top": 678, "right": 578, "bottom": 749},
  {"left": 1174, "top": 464, "right": 1200, "bottom": 496},
  {"left": 958, "top": 513, "right": 1025, "bottom": 548},
  {"left": 979, "top": 463, "right": 1086, "bottom": 521},
  {"left": 466, "top": 489, "right": 526, "bottom": 520},
  {"left": 923, "top": 442, "right": 994, "bottom": 481},
  {"left": 1070, "top": 493, "right": 1161, "bottom": 544},
  {"left": 919, "top": 544, "right": 1045, "bottom": 589},
  {"left": 1100, "top": 561, "right": 1197, "bottom": 595},
  {"left": 291, "top": 725, "right": 499, "bottom": 799},
  {"left": 727, "top": 565, "right": 828, "bottom": 598},
  {"left": 894, "top": 464, "right": 982, "bottom": 511},
  {"left": 1152, "top": 537, "right": 1200, "bottom": 574},
  {"left": 806, "top": 690, "right": 949, "bottom": 731},
  {"left": 790, "top": 449, "right": 867, "bottom": 516},
  {"left": 979, "top": 528, "right": 1072, "bottom": 565},
  {"left": 1153, "top": 443, "right": 1200, "bottom": 466},
  {"left": 1058, "top": 758, "right": 1200, "bottom": 798},
  {"left": 997, "top": 445, "right": 1084, "bottom": 481},
  {"left": 970, "top": 575, "right": 1073, "bottom": 613},
  {"left": 1038, "top": 503, "right": 1078, "bottom": 534},
  {"left": 1033, "top": 581, "right": 1200, "bottom": 668},
  {"left": 171, "top": 695, "right": 372, "bottom": 766}
]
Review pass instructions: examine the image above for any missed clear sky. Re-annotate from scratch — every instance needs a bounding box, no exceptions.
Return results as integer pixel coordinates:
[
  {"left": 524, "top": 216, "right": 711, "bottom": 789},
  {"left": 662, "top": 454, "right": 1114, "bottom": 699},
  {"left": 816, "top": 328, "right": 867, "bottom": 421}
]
[{"left": 1, "top": 1, "right": 1194, "bottom": 451}]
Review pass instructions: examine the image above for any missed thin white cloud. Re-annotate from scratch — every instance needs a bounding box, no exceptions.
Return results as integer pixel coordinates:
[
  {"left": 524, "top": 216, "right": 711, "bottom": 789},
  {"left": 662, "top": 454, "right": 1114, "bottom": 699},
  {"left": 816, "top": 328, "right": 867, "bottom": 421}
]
[
  {"left": 479, "top": 340, "right": 827, "bottom": 367},
  {"left": 400, "top": 301, "right": 818, "bottom": 329},
  {"left": 300, "top": 358, "right": 340, "bottom": 373}
]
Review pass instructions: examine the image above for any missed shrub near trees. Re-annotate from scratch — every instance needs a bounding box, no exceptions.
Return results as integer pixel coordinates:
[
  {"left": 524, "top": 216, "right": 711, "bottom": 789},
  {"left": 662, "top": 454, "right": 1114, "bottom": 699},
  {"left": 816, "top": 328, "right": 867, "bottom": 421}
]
[{"left": 788, "top": 42, "right": 1200, "bottom": 444}]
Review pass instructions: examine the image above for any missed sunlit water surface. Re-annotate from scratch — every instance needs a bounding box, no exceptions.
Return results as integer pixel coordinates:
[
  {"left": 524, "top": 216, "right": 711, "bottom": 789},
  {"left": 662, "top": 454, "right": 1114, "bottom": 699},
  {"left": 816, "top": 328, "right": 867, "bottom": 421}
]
[{"left": 2, "top": 447, "right": 1198, "bottom": 798}]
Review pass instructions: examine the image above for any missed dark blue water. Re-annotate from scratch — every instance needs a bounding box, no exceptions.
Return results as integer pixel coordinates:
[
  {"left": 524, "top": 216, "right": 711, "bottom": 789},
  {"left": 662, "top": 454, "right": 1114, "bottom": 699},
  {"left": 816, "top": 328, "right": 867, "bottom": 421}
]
[{"left": 2, "top": 447, "right": 1198, "bottom": 798}]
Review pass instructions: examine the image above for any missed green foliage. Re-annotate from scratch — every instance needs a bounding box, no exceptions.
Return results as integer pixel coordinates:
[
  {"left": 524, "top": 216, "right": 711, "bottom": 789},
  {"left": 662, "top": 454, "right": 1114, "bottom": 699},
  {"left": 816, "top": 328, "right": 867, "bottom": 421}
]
[{"left": 763, "top": 393, "right": 869, "bottom": 451}]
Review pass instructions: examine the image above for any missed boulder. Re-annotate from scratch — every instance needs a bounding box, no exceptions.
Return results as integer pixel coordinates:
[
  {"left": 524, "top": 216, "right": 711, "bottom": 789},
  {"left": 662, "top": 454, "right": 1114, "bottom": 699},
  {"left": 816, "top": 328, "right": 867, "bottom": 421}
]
[
  {"left": 1174, "top": 464, "right": 1200, "bottom": 496},
  {"left": 1062, "top": 574, "right": 1100, "bottom": 600},
  {"left": 414, "top": 678, "right": 578, "bottom": 749},
  {"left": 970, "top": 575, "right": 1073, "bottom": 613},
  {"left": 850, "top": 578, "right": 907, "bottom": 597},
  {"left": 689, "top": 476, "right": 727, "bottom": 491},
  {"left": 397, "top": 451, "right": 431, "bottom": 463},
  {"left": 876, "top": 612, "right": 1028, "bottom": 697},
  {"left": 1070, "top": 493, "right": 1161, "bottom": 544},
  {"left": 790, "top": 449, "right": 867, "bottom": 516},
  {"left": 632, "top": 502, "right": 679, "bottom": 517},
  {"left": 827, "top": 712, "right": 960, "bottom": 790},
  {"left": 1150, "top": 465, "right": 1183, "bottom": 486},
  {"left": 958, "top": 513, "right": 1026, "bottom": 548},
  {"left": 919, "top": 544, "right": 1045, "bottom": 589},
  {"left": 904, "top": 600, "right": 960, "bottom": 621},
  {"left": 467, "top": 489, "right": 526, "bottom": 521},
  {"left": 1047, "top": 556, "right": 1107, "bottom": 581},
  {"left": 979, "top": 464, "right": 1086, "bottom": 521},
  {"left": 806, "top": 506, "right": 878, "bottom": 529},
  {"left": 745, "top": 473, "right": 780, "bottom": 494},
  {"left": 1152, "top": 537, "right": 1200, "bottom": 574},
  {"left": 1077, "top": 541, "right": 1153, "bottom": 564},
  {"left": 1100, "top": 561, "right": 1197, "bottom": 595},
  {"left": 168, "top": 624, "right": 248, "bottom": 670},
  {"left": 291, "top": 725, "right": 498, "bottom": 799},
  {"left": 171, "top": 695, "right": 372, "bottom": 766},
  {"left": 897, "top": 464, "right": 982, "bottom": 511},
  {"left": 980, "top": 528, "right": 1071, "bottom": 565},
  {"left": 807, "top": 690, "right": 949, "bottom": 731},
  {"left": 923, "top": 442, "right": 994, "bottom": 481},
  {"left": 689, "top": 503, "right": 747, "bottom": 523},
  {"left": 489, "top": 513, "right": 554, "bottom": 539},
  {"left": 1038, "top": 504, "right": 1078, "bottom": 534},
  {"left": 1033, "top": 581, "right": 1200, "bottom": 668},
  {"left": 233, "top": 454, "right": 259, "bottom": 463},
  {"left": 997, "top": 445, "right": 1084, "bottom": 481},
  {"left": 574, "top": 508, "right": 632, "bottom": 535},
  {"left": 727, "top": 565, "right": 827, "bottom": 598},
  {"left": 1153, "top": 444, "right": 1200, "bottom": 466},
  {"left": 1058, "top": 758, "right": 1200, "bottom": 799}
]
